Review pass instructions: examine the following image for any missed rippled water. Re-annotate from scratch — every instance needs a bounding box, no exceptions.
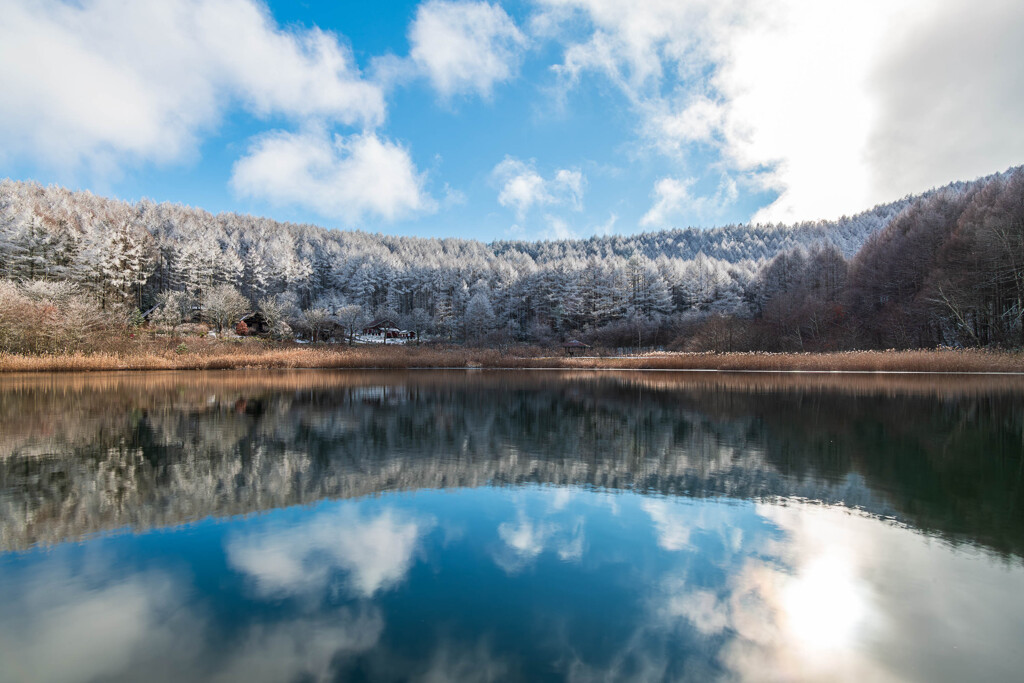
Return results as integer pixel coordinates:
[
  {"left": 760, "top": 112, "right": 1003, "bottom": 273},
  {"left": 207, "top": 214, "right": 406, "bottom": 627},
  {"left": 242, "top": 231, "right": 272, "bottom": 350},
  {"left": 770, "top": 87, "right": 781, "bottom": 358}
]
[{"left": 1, "top": 370, "right": 1022, "bottom": 682}]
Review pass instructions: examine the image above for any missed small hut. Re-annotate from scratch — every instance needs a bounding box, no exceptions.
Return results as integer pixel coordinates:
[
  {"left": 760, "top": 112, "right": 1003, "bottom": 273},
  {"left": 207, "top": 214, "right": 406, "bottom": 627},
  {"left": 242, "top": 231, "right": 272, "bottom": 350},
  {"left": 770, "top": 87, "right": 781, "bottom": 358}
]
[
  {"left": 362, "top": 318, "right": 402, "bottom": 339},
  {"left": 239, "top": 311, "right": 270, "bottom": 335},
  {"left": 562, "top": 339, "right": 591, "bottom": 356}
]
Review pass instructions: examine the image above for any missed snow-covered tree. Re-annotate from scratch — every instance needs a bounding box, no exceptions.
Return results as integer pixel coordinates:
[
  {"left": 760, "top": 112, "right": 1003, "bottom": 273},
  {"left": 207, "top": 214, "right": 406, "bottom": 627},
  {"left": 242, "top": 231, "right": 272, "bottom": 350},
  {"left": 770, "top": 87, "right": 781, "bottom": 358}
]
[
  {"left": 202, "top": 284, "right": 248, "bottom": 334},
  {"left": 464, "top": 291, "right": 495, "bottom": 344}
]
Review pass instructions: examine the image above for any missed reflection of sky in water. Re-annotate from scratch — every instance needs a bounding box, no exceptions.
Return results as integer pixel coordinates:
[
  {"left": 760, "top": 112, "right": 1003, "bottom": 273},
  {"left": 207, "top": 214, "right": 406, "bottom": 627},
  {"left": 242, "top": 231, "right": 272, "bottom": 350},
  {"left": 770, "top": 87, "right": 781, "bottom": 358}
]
[{"left": 2, "top": 487, "right": 1023, "bottom": 682}]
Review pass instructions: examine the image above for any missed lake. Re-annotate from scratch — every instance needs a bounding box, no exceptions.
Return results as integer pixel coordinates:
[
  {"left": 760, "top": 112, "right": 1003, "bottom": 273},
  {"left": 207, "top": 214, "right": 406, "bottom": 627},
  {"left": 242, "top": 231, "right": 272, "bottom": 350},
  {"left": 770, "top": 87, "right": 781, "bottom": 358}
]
[{"left": 1, "top": 370, "right": 1022, "bottom": 682}]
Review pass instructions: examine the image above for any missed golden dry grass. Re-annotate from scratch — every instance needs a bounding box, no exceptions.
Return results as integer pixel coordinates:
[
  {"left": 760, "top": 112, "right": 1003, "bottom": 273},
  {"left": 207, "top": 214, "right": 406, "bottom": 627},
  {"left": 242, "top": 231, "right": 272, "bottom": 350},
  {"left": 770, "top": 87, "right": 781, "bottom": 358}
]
[
  {"left": 556, "top": 349, "right": 1024, "bottom": 373},
  {"left": 1, "top": 337, "right": 1023, "bottom": 373}
]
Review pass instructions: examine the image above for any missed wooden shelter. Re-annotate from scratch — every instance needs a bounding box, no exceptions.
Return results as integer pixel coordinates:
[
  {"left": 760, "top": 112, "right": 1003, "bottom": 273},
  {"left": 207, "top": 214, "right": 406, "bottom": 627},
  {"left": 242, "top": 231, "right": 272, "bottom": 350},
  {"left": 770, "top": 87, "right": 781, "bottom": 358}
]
[
  {"left": 362, "top": 318, "right": 402, "bottom": 339},
  {"left": 239, "top": 311, "right": 270, "bottom": 335},
  {"left": 562, "top": 339, "right": 591, "bottom": 356}
]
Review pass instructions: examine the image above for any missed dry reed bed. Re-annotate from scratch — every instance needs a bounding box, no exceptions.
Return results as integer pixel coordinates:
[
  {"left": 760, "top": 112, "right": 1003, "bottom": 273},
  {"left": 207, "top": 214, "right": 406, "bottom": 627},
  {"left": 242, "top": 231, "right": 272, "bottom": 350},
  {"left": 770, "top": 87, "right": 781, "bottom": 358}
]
[
  {"left": 1, "top": 342, "right": 1023, "bottom": 373},
  {"left": 2, "top": 367, "right": 1022, "bottom": 404},
  {"left": 557, "top": 349, "right": 1024, "bottom": 373}
]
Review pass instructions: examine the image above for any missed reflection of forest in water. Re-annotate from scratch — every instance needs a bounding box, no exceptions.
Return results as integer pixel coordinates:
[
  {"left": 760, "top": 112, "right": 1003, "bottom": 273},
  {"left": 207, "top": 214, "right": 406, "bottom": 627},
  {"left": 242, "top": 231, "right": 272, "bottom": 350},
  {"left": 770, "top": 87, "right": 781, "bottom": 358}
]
[{"left": 1, "top": 370, "right": 1021, "bottom": 555}]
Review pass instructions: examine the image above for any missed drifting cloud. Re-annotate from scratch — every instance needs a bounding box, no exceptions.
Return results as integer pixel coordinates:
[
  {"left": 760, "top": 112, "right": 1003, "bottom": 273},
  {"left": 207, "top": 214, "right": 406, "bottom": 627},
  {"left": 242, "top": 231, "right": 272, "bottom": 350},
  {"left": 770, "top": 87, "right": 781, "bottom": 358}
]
[
  {"left": 409, "top": 1, "right": 527, "bottom": 99},
  {"left": 640, "top": 174, "right": 737, "bottom": 227},
  {"left": 231, "top": 129, "right": 434, "bottom": 224},
  {"left": 494, "top": 159, "right": 547, "bottom": 216},
  {"left": 865, "top": 0, "right": 1024, "bottom": 202},
  {"left": 540, "top": 0, "right": 1024, "bottom": 223},
  {"left": 640, "top": 177, "right": 697, "bottom": 229},
  {"left": 0, "top": 0, "right": 384, "bottom": 174},
  {"left": 592, "top": 213, "right": 619, "bottom": 236},
  {"left": 492, "top": 156, "right": 586, "bottom": 218}
]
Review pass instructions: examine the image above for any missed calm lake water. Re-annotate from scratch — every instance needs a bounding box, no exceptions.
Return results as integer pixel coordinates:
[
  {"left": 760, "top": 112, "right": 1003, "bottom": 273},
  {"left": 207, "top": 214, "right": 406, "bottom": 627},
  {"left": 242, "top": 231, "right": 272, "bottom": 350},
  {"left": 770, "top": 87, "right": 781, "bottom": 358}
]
[{"left": 1, "top": 370, "right": 1023, "bottom": 682}]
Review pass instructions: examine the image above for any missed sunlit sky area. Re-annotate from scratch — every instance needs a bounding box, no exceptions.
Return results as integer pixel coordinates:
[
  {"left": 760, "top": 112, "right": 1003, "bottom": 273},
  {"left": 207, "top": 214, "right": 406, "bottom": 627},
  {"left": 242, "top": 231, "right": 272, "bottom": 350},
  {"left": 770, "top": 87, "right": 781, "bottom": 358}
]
[{"left": 2, "top": 0, "right": 1023, "bottom": 240}]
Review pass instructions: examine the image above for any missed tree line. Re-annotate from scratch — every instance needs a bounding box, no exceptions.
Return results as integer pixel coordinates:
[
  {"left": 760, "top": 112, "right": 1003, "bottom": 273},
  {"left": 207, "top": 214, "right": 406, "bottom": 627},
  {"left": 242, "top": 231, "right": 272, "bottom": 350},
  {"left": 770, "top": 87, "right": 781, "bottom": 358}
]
[{"left": 0, "top": 166, "right": 1020, "bottom": 351}]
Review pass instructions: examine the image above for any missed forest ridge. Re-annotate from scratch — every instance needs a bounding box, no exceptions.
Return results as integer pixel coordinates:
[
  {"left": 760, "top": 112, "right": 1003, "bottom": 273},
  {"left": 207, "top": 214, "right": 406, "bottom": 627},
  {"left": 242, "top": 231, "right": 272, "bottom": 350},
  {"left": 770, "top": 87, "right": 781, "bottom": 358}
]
[{"left": 0, "top": 165, "right": 1022, "bottom": 352}]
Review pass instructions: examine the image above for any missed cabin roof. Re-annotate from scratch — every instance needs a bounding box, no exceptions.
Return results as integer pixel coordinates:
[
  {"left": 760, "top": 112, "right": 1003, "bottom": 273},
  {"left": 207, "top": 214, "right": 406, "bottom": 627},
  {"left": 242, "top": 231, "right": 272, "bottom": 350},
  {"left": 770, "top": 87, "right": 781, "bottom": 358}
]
[{"left": 562, "top": 339, "right": 590, "bottom": 348}]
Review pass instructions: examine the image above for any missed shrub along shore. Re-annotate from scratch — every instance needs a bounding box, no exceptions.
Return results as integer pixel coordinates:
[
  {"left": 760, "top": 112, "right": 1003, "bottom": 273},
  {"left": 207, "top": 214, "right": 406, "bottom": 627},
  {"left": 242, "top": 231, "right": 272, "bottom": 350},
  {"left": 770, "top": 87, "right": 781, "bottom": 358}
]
[{"left": 1, "top": 339, "right": 1022, "bottom": 373}]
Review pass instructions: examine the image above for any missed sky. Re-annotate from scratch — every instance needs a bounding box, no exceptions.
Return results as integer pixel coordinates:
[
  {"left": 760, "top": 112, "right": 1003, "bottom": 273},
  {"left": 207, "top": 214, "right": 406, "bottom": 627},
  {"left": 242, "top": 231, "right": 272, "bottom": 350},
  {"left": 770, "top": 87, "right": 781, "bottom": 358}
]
[{"left": 1, "top": 0, "right": 1023, "bottom": 242}]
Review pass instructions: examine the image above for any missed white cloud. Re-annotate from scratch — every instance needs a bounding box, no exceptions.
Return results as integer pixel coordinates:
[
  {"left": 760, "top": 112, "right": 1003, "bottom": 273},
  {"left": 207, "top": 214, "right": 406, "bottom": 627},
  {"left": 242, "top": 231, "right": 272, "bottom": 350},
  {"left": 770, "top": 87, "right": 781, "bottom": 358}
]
[
  {"left": 640, "top": 173, "right": 737, "bottom": 227},
  {"left": 543, "top": 215, "right": 577, "bottom": 240},
  {"left": 494, "top": 159, "right": 548, "bottom": 216},
  {"left": 553, "top": 168, "right": 585, "bottom": 210},
  {"left": 865, "top": 0, "right": 1024, "bottom": 202},
  {"left": 231, "top": 129, "right": 434, "bottom": 223},
  {"left": 492, "top": 156, "right": 586, "bottom": 218},
  {"left": 542, "top": 0, "right": 1024, "bottom": 223},
  {"left": 409, "top": 1, "right": 527, "bottom": 99},
  {"left": 226, "top": 506, "right": 427, "bottom": 598},
  {"left": 640, "top": 177, "right": 696, "bottom": 228},
  {"left": 0, "top": 0, "right": 385, "bottom": 174},
  {"left": 541, "top": 0, "right": 729, "bottom": 92},
  {"left": 644, "top": 95, "right": 725, "bottom": 156},
  {"left": 592, "top": 212, "right": 619, "bottom": 236},
  {"left": 442, "top": 183, "right": 469, "bottom": 208}
]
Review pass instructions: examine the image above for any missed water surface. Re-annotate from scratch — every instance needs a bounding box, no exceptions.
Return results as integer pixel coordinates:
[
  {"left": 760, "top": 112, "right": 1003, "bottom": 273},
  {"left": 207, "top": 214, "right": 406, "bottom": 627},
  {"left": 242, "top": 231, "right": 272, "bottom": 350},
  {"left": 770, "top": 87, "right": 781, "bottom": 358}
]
[{"left": 1, "top": 370, "right": 1022, "bottom": 682}]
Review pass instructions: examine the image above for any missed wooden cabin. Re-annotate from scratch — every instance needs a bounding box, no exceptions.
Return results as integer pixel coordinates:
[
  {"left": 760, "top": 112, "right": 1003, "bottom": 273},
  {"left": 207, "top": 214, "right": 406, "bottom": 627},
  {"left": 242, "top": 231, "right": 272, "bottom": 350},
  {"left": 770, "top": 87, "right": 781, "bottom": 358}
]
[
  {"left": 562, "top": 339, "right": 591, "bottom": 356},
  {"left": 362, "top": 318, "right": 402, "bottom": 339}
]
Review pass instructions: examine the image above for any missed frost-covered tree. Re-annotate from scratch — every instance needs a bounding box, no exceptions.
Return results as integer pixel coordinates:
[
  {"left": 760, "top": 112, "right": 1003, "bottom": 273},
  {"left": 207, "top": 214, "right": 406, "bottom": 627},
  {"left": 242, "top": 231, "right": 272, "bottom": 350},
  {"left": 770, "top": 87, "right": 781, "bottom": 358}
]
[
  {"left": 301, "top": 306, "right": 333, "bottom": 342},
  {"left": 152, "top": 290, "right": 192, "bottom": 335},
  {"left": 464, "top": 291, "right": 495, "bottom": 344},
  {"left": 202, "top": 284, "right": 248, "bottom": 334},
  {"left": 337, "top": 304, "right": 370, "bottom": 345}
]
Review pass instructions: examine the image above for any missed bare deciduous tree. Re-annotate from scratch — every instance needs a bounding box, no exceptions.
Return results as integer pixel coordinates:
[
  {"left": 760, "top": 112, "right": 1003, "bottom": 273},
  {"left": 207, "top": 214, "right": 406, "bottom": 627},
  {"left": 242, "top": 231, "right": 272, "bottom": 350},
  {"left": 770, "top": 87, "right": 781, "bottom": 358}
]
[{"left": 202, "top": 285, "right": 248, "bottom": 335}]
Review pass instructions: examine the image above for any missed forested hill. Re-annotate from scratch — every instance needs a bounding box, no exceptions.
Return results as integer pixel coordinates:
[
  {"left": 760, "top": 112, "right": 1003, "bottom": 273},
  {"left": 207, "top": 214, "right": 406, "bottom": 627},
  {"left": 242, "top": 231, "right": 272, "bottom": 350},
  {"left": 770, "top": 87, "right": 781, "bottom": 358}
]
[
  {"left": 1, "top": 171, "right": 974, "bottom": 275},
  {"left": 492, "top": 199, "right": 917, "bottom": 264},
  {"left": 0, "top": 166, "right": 1020, "bottom": 351}
]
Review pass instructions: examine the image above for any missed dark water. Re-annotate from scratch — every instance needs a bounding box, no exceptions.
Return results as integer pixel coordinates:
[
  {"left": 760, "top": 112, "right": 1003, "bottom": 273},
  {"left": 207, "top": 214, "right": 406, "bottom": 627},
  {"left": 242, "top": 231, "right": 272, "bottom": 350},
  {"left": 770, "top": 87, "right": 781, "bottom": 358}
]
[{"left": 1, "top": 370, "right": 1023, "bottom": 682}]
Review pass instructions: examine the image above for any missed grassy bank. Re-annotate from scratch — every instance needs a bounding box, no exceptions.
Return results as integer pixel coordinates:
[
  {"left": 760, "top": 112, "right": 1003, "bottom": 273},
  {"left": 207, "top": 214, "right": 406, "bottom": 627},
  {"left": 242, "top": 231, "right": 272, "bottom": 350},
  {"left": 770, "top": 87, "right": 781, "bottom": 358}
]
[{"left": 1, "top": 338, "right": 1022, "bottom": 373}]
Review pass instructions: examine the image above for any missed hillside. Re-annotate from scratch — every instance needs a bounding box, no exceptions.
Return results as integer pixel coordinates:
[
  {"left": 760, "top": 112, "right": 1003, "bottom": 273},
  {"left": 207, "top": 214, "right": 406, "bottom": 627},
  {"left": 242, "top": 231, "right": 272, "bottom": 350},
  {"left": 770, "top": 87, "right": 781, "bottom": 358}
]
[{"left": 0, "top": 166, "right": 1021, "bottom": 350}]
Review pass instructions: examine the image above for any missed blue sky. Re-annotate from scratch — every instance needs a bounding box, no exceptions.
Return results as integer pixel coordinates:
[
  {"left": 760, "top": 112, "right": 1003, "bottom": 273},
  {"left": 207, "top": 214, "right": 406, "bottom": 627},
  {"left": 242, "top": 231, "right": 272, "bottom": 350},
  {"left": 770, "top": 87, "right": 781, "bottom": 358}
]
[{"left": 1, "top": 0, "right": 1022, "bottom": 241}]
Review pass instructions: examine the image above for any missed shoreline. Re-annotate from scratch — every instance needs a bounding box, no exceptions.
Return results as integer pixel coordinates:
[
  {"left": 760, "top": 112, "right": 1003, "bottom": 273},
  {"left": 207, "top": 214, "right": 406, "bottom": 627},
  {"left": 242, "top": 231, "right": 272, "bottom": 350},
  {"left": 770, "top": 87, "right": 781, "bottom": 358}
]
[{"left": 2, "top": 341, "right": 1023, "bottom": 374}]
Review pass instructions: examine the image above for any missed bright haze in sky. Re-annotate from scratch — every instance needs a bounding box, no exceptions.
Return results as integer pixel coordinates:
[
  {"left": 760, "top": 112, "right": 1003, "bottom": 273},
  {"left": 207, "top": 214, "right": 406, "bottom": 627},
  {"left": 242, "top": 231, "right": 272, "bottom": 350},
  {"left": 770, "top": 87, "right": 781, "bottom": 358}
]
[{"left": 1, "top": 0, "right": 1022, "bottom": 240}]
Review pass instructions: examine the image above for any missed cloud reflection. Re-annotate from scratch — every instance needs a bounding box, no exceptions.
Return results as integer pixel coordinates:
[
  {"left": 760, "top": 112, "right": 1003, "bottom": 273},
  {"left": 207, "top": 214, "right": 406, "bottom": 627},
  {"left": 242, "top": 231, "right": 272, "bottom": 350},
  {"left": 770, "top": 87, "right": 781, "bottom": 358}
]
[
  {"left": 415, "top": 638, "right": 510, "bottom": 683},
  {"left": 3, "top": 484, "right": 1024, "bottom": 682},
  {"left": 0, "top": 563, "right": 203, "bottom": 683},
  {"left": 642, "top": 499, "right": 693, "bottom": 551},
  {"left": 494, "top": 492, "right": 588, "bottom": 573},
  {"left": 226, "top": 505, "right": 428, "bottom": 598},
  {"left": 211, "top": 607, "right": 384, "bottom": 683}
]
